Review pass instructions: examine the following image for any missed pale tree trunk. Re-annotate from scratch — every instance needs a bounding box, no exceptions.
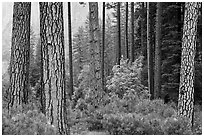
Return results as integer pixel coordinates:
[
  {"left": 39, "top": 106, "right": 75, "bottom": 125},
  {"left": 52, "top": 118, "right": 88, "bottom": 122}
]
[
  {"left": 8, "top": 2, "right": 31, "bottom": 112},
  {"left": 39, "top": 2, "right": 69, "bottom": 134},
  {"left": 146, "top": 2, "right": 154, "bottom": 100},
  {"left": 154, "top": 2, "right": 162, "bottom": 99},
  {"left": 89, "top": 2, "right": 103, "bottom": 106},
  {"left": 178, "top": 2, "right": 199, "bottom": 128}
]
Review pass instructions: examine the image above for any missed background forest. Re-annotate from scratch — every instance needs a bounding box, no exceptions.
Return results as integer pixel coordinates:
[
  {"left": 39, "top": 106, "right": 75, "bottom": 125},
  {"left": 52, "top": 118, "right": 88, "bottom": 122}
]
[{"left": 2, "top": 2, "right": 202, "bottom": 135}]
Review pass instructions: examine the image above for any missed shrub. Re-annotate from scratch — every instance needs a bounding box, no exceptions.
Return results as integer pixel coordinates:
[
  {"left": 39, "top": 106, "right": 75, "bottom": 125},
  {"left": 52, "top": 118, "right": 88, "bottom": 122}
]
[
  {"left": 192, "top": 106, "right": 202, "bottom": 135},
  {"left": 2, "top": 109, "right": 57, "bottom": 135},
  {"left": 162, "top": 116, "right": 192, "bottom": 135},
  {"left": 134, "top": 99, "right": 166, "bottom": 116},
  {"left": 70, "top": 122, "right": 89, "bottom": 135},
  {"left": 101, "top": 98, "right": 194, "bottom": 135},
  {"left": 106, "top": 56, "right": 150, "bottom": 100},
  {"left": 163, "top": 107, "right": 177, "bottom": 118},
  {"left": 102, "top": 113, "right": 164, "bottom": 135}
]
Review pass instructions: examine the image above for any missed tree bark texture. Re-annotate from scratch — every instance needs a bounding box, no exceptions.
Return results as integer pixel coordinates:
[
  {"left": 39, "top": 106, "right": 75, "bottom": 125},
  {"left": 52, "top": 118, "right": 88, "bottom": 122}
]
[
  {"left": 89, "top": 2, "right": 103, "bottom": 106},
  {"left": 178, "top": 2, "right": 199, "bottom": 128},
  {"left": 39, "top": 2, "right": 69, "bottom": 134},
  {"left": 8, "top": 2, "right": 31, "bottom": 111}
]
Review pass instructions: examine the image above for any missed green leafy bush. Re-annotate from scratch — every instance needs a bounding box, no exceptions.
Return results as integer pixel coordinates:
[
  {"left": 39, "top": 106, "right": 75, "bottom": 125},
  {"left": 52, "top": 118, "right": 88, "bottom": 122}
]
[
  {"left": 134, "top": 99, "right": 176, "bottom": 117},
  {"left": 69, "top": 56, "right": 201, "bottom": 135},
  {"left": 102, "top": 113, "right": 164, "bottom": 135},
  {"left": 2, "top": 109, "right": 57, "bottom": 135},
  {"left": 102, "top": 106, "right": 193, "bottom": 134},
  {"left": 162, "top": 117, "right": 192, "bottom": 135},
  {"left": 192, "top": 105, "right": 202, "bottom": 134},
  {"left": 106, "top": 56, "right": 150, "bottom": 100},
  {"left": 100, "top": 98, "right": 195, "bottom": 135}
]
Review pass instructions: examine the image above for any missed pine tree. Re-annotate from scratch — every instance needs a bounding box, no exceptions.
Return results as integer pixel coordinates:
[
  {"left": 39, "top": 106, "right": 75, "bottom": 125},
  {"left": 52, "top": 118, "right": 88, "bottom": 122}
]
[
  {"left": 146, "top": 2, "right": 154, "bottom": 100},
  {"left": 39, "top": 2, "right": 69, "bottom": 134},
  {"left": 154, "top": 2, "right": 162, "bottom": 99},
  {"left": 8, "top": 2, "right": 31, "bottom": 111},
  {"left": 68, "top": 2, "right": 74, "bottom": 99},
  {"left": 178, "top": 2, "right": 199, "bottom": 128},
  {"left": 140, "top": 2, "right": 145, "bottom": 56},
  {"left": 101, "top": 2, "right": 106, "bottom": 91},
  {"left": 116, "top": 2, "right": 121, "bottom": 65},
  {"left": 125, "top": 2, "right": 129, "bottom": 59},
  {"left": 89, "top": 2, "right": 103, "bottom": 106},
  {"left": 130, "top": 2, "right": 134, "bottom": 63}
]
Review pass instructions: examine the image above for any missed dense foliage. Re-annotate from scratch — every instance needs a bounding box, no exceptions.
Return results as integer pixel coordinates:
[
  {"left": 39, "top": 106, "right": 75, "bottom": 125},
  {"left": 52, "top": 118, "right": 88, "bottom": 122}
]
[
  {"left": 2, "top": 107, "right": 57, "bottom": 135},
  {"left": 68, "top": 56, "right": 201, "bottom": 135},
  {"left": 2, "top": 2, "right": 202, "bottom": 135}
]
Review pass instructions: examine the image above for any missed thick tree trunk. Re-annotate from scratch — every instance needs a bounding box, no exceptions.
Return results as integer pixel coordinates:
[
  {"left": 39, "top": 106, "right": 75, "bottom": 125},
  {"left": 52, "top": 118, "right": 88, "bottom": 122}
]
[
  {"left": 178, "top": 2, "right": 199, "bottom": 128},
  {"left": 89, "top": 2, "right": 103, "bottom": 106},
  {"left": 8, "top": 2, "right": 31, "bottom": 111},
  {"left": 154, "top": 2, "right": 162, "bottom": 99},
  {"left": 147, "top": 2, "right": 154, "bottom": 100},
  {"left": 125, "top": 2, "right": 129, "bottom": 59},
  {"left": 130, "top": 2, "right": 135, "bottom": 63},
  {"left": 117, "top": 2, "right": 121, "bottom": 65},
  {"left": 68, "top": 2, "right": 74, "bottom": 99},
  {"left": 39, "top": 2, "right": 69, "bottom": 134}
]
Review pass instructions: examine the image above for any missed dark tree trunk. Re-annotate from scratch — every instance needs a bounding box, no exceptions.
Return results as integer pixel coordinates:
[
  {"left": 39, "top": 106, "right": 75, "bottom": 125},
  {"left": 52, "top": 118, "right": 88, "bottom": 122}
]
[
  {"left": 125, "top": 2, "right": 129, "bottom": 59},
  {"left": 130, "top": 2, "right": 135, "bottom": 63},
  {"left": 101, "top": 2, "right": 105, "bottom": 91},
  {"left": 141, "top": 2, "right": 145, "bottom": 56},
  {"left": 8, "top": 2, "right": 31, "bottom": 111},
  {"left": 117, "top": 2, "right": 121, "bottom": 65},
  {"left": 68, "top": 2, "right": 74, "bottom": 99},
  {"left": 39, "top": 2, "right": 69, "bottom": 134},
  {"left": 154, "top": 2, "right": 162, "bottom": 99}
]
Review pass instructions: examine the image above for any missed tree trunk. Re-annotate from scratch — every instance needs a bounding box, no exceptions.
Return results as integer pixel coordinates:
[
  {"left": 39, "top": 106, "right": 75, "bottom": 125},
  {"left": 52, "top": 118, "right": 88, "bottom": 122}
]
[
  {"left": 147, "top": 2, "right": 154, "bottom": 100},
  {"left": 8, "top": 2, "right": 31, "bottom": 111},
  {"left": 125, "top": 2, "right": 129, "bottom": 59},
  {"left": 117, "top": 2, "right": 121, "bottom": 65},
  {"left": 178, "top": 2, "right": 199, "bottom": 128},
  {"left": 154, "top": 2, "right": 162, "bottom": 99},
  {"left": 89, "top": 2, "right": 103, "bottom": 106},
  {"left": 39, "top": 2, "right": 69, "bottom": 134},
  {"left": 141, "top": 2, "right": 145, "bottom": 56},
  {"left": 130, "top": 2, "right": 135, "bottom": 63},
  {"left": 68, "top": 2, "right": 74, "bottom": 99},
  {"left": 101, "top": 2, "right": 105, "bottom": 91}
]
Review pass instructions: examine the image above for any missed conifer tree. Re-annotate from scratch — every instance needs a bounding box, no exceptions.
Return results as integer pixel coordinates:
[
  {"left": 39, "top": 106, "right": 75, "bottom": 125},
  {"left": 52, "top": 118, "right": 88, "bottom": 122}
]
[
  {"left": 8, "top": 2, "right": 31, "bottom": 111},
  {"left": 39, "top": 2, "right": 69, "bottom": 134},
  {"left": 154, "top": 2, "right": 162, "bottom": 98},
  {"left": 178, "top": 2, "right": 199, "bottom": 128}
]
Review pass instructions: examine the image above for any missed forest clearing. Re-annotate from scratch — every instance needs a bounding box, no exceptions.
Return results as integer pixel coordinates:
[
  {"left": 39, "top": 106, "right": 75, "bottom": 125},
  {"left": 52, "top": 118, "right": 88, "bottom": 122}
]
[{"left": 2, "top": 2, "right": 202, "bottom": 135}]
